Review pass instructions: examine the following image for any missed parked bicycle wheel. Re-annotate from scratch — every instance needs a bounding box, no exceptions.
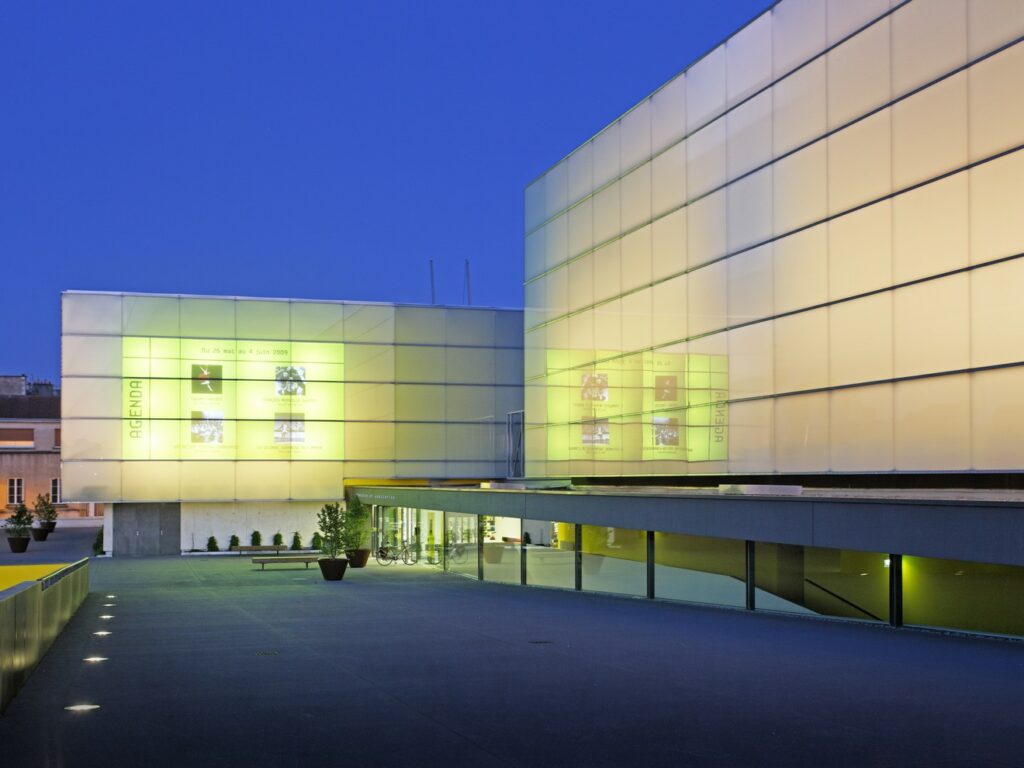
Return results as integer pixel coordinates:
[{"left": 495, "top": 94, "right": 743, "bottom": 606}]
[
  {"left": 448, "top": 544, "right": 468, "bottom": 564},
  {"left": 375, "top": 546, "right": 395, "bottom": 566},
  {"left": 402, "top": 545, "right": 420, "bottom": 565}
]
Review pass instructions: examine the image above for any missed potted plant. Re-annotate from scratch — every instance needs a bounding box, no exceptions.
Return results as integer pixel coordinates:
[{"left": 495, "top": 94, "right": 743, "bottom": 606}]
[
  {"left": 316, "top": 502, "right": 349, "bottom": 581},
  {"left": 6, "top": 504, "right": 34, "bottom": 553},
  {"left": 36, "top": 493, "right": 58, "bottom": 533},
  {"left": 341, "top": 496, "right": 371, "bottom": 568}
]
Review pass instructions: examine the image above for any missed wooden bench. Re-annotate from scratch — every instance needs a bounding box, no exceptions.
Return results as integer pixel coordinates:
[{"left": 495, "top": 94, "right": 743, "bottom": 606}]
[
  {"left": 252, "top": 555, "right": 321, "bottom": 570},
  {"left": 232, "top": 545, "right": 288, "bottom": 556}
]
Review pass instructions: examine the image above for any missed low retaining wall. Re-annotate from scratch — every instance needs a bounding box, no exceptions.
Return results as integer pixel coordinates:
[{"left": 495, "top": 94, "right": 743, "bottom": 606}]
[{"left": 0, "top": 559, "right": 89, "bottom": 714}]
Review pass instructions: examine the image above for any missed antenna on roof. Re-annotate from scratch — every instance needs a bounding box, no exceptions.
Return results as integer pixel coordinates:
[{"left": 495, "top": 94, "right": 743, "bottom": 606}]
[
  {"left": 429, "top": 259, "right": 436, "bottom": 304},
  {"left": 463, "top": 259, "right": 472, "bottom": 305}
]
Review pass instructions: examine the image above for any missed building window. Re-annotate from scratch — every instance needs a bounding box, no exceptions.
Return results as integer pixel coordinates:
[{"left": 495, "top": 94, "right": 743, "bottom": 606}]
[
  {"left": 0, "top": 428, "right": 34, "bottom": 448},
  {"left": 8, "top": 478, "right": 24, "bottom": 505},
  {"left": 51, "top": 478, "right": 61, "bottom": 504}
]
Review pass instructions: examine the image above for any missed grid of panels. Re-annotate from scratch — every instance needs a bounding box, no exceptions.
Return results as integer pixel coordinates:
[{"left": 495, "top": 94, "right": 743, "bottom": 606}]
[
  {"left": 61, "top": 293, "right": 523, "bottom": 501},
  {"left": 524, "top": 0, "right": 1024, "bottom": 477}
]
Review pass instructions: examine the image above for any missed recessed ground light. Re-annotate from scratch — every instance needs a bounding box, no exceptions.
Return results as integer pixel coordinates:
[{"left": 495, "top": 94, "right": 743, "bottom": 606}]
[
  {"left": 859, "top": 572, "right": 868, "bottom": 576},
  {"left": 883, "top": 559, "right": 891, "bottom": 568},
  {"left": 99, "top": 615, "right": 114, "bottom": 620},
  {"left": 93, "top": 631, "right": 111, "bottom": 637},
  {"left": 105, "top": 595, "right": 116, "bottom": 599},
  {"left": 102, "top": 603, "right": 116, "bottom": 607},
  {"left": 83, "top": 657, "right": 108, "bottom": 663},
  {"left": 64, "top": 704, "right": 100, "bottom": 712}
]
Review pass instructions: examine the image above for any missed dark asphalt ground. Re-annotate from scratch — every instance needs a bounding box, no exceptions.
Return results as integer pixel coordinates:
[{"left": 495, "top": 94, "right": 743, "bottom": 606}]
[{"left": 1, "top": 555, "right": 1022, "bottom": 767}]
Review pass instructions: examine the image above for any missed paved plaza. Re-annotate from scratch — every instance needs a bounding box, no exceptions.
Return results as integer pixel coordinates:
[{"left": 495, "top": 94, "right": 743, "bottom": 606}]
[{"left": 1, "top": 555, "right": 1022, "bottom": 767}]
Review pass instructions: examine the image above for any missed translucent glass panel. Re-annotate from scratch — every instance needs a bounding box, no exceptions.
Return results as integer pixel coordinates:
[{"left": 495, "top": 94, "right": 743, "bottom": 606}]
[
  {"left": 524, "top": 520, "right": 575, "bottom": 589},
  {"left": 581, "top": 525, "right": 646, "bottom": 596},
  {"left": 654, "top": 532, "right": 745, "bottom": 607},
  {"left": 63, "top": 295, "right": 522, "bottom": 502},
  {"left": 445, "top": 512, "right": 478, "bottom": 579},
  {"left": 890, "top": 0, "right": 966, "bottom": 98},
  {"left": 772, "top": 0, "right": 826, "bottom": 79},
  {"left": 904, "top": 556, "right": 1024, "bottom": 636},
  {"left": 524, "top": 4, "right": 1024, "bottom": 479},
  {"left": 755, "top": 543, "right": 889, "bottom": 622},
  {"left": 481, "top": 515, "right": 521, "bottom": 584}
]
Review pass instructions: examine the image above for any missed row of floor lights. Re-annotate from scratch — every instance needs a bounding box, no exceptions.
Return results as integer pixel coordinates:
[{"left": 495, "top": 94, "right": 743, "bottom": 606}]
[{"left": 65, "top": 594, "right": 117, "bottom": 713}]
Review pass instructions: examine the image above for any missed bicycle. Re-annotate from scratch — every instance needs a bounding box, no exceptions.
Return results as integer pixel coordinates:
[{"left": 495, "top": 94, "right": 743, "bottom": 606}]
[
  {"left": 375, "top": 540, "right": 420, "bottom": 566},
  {"left": 444, "top": 542, "right": 469, "bottom": 565}
]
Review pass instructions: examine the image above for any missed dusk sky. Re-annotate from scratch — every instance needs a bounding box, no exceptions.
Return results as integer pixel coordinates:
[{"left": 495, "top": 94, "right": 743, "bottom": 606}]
[{"left": 2, "top": 0, "right": 771, "bottom": 383}]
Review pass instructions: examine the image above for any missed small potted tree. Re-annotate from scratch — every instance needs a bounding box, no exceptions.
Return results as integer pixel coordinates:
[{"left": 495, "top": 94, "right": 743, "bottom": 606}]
[
  {"left": 316, "top": 502, "right": 349, "bottom": 581},
  {"left": 6, "top": 504, "right": 34, "bottom": 553},
  {"left": 341, "top": 496, "right": 371, "bottom": 568},
  {"left": 36, "top": 493, "right": 58, "bottom": 533}
]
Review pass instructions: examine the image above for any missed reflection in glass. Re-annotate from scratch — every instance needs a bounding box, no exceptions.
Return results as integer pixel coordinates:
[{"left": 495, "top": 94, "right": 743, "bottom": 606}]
[
  {"left": 654, "top": 532, "right": 745, "bottom": 607},
  {"left": 481, "top": 516, "right": 521, "bottom": 584},
  {"left": 444, "top": 512, "right": 478, "bottom": 579},
  {"left": 754, "top": 543, "right": 888, "bottom": 622},
  {"left": 903, "top": 556, "right": 1024, "bottom": 636},
  {"left": 524, "top": 520, "right": 575, "bottom": 589},
  {"left": 581, "top": 525, "right": 646, "bottom": 596}
]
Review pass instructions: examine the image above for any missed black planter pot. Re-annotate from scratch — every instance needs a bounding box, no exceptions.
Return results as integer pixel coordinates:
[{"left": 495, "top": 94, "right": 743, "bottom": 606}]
[
  {"left": 318, "top": 558, "right": 349, "bottom": 581},
  {"left": 31, "top": 527, "right": 50, "bottom": 542},
  {"left": 346, "top": 549, "right": 371, "bottom": 568},
  {"left": 7, "top": 536, "right": 30, "bottom": 553},
  {"left": 41, "top": 521, "right": 57, "bottom": 533}
]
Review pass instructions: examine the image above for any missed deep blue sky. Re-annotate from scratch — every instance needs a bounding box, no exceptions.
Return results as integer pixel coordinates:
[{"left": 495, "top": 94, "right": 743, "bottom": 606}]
[{"left": 2, "top": 0, "right": 771, "bottom": 383}]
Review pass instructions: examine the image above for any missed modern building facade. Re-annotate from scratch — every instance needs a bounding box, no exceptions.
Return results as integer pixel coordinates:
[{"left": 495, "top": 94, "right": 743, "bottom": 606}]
[
  {"left": 523, "top": 0, "right": 1024, "bottom": 478},
  {"left": 351, "top": 0, "right": 1024, "bottom": 639},
  {"left": 61, "top": 291, "right": 522, "bottom": 554},
  {"left": 58, "top": 0, "right": 1024, "bottom": 639}
]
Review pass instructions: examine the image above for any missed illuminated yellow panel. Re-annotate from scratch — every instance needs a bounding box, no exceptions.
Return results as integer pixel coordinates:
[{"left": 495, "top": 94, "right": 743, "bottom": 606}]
[{"left": 120, "top": 336, "right": 345, "bottom": 463}]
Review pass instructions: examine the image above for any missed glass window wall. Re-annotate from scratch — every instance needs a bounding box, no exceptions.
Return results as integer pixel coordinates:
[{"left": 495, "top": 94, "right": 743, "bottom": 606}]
[
  {"left": 444, "top": 512, "right": 479, "bottom": 579},
  {"left": 581, "top": 525, "right": 646, "bottom": 597},
  {"left": 654, "top": 532, "right": 745, "bottom": 607},
  {"left": 481, "top": 515, "right": 522, "bottom": 584},
  {"left": 754, "top": 543, "right": 889, "bottom": 622},
  {"left": 524, "top": 520, "right": 576, "bottom": 589},
  {"left": 903, "top": 556, "right": 1024, "bottom": 637}
]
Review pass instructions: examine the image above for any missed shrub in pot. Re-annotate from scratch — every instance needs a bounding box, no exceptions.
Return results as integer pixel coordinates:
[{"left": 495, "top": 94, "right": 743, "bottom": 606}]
[
  {"left": 341, "top": 496, "right": 371, "bottom": 567},
  {"left": 310, "top": 532, "right": 323, "bottom": 552},
  {"left": 316, "top": 502, "right": 349, "bottom": 581},
  {"left": 290, "top": 531, "right": 302, "bottom": 551},
  {"left": 272, "top": 531, "right": 284, "bottom": 547},
  {"left": 251, "top": 530, "right": 262, "bottom": 546},
  {"left": 35, "top": 493, "right": 58, "bottom": 533},
  {"left": 229, "top": 534, "right": 240, "bottom": 550},
  {"left": 207, "top": 536, "right": 219, "bottom": 552},
  {"left": 6, "top": 504, "right": 33, "bottom": 553}
]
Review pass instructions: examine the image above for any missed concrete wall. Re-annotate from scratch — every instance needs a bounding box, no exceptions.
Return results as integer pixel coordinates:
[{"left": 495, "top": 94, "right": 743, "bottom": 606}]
[
  {"left": 0, "top": 560, "right": 89, "bottom": 714},
  {"left": 180, "top": 501, "right": 325, "bottom": 552}
]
